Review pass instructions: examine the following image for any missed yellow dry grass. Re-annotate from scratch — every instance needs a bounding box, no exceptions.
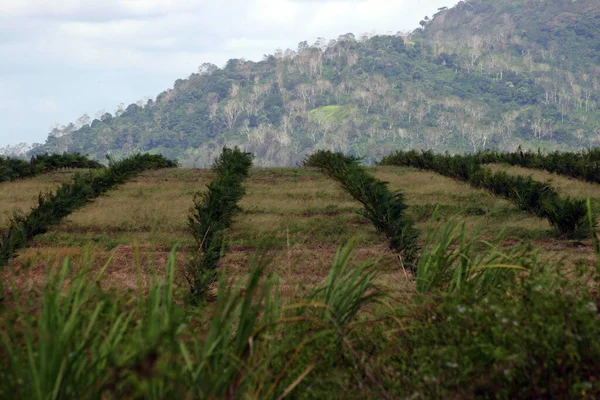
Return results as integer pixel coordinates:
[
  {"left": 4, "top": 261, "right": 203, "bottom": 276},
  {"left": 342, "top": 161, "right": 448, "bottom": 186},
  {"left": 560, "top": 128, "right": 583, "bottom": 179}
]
[
  {"left": 232, "top": 168, "right": 378, "bottom": 247},
  {"left": 0, "top": 170, "right": 80, "bottom": 229},
  {"left": 3, "top": 165, "right": 598, "bottom": 297},
  {"left": 374, "top": 166, "right": 550, "bottom": 237},
  {"left": 36, "top": 168, "right": 211, "bottom": 247},
  {"left": 486, "top": 163, "right": 600, "bottom": 199}
]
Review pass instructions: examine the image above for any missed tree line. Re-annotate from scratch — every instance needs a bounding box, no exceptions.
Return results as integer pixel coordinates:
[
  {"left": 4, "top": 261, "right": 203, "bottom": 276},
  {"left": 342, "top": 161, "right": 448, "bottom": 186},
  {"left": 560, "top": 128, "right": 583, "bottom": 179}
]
[
  {"left": 30, "top": 0, "right": 600, "bottom": 166},
  {"left": 0, "top": 153, "right": 102, "bottom": 183},
  {"left": 474, "top": 148, "right": 600, "bottom": 184}
]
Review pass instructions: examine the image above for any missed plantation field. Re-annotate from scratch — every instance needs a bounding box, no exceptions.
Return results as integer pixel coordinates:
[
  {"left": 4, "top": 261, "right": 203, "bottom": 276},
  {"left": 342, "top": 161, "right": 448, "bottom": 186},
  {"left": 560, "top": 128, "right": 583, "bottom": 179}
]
[
  {"left": 486, "top": 163, "right": 600, "bottom": 200},
  {"left": 3, "top": 154, "right": 600, "bottom": 399},
  {"left": 3, "top": 165, "right": 596, "bottom": 295},
  {"left": 0, "top": 170, "right": 80, "bottom": 230}
]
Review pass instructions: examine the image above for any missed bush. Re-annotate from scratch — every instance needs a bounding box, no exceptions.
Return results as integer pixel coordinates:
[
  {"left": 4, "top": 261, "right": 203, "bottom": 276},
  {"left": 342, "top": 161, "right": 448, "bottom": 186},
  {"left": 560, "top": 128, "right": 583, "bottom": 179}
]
[
  {"left": 384, "top": 277, "right": 600, "bottom": 398},
  {"left": 476, "top": 148, "right": 600, "bottom": 184}
]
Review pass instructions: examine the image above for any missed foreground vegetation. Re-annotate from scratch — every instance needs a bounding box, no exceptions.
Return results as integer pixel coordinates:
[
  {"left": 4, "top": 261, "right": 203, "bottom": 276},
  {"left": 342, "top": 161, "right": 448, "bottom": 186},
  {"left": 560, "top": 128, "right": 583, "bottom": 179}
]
[{"left": 1, "top": 219, "right": 599, "bottom": 398}]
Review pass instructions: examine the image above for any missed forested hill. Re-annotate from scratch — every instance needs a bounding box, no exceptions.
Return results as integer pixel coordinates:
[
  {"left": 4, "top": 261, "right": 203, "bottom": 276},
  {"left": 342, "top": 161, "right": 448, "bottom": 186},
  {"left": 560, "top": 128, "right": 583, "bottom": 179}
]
[{"left": 30, "top": 0, "right": 600, "bottom": 166}]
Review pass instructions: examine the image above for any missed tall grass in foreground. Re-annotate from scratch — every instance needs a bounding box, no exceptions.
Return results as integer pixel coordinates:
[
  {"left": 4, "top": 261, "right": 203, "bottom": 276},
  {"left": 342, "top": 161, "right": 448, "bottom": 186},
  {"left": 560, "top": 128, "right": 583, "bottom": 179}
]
[
  {"left": 0, "top": 241, "right": 383, "bottom": 399},
  {"left": 309, "top": 239, "right": 384, "bottom": 342},
  {"left": 0, "top": 253, "right": 182, "bottom": 399},
  {"left": 305, "top": 150, "right": 420, "bottom": 270},
  {"left": 416, "top": 214, "right": 536, "bottom": 295},
  {"left": 2, "top": 227, "right": 600, "bottom": 397},
  {"left": 187, "top": 147, "right": 254, "bottom": 300}
]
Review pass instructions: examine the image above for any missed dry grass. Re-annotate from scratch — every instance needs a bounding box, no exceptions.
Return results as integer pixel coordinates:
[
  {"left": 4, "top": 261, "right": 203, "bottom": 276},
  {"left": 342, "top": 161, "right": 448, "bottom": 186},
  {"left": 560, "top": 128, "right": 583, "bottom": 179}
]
[
  {"left": 232, "top": 168, "right": 378, "bottom": 248},
  {"left": 33, "top": 168, "right": 211, "bottom": 248},
  {"left": 373, "top": 166, "right": 550, "bottom": 237},
  {"left": 0, "top": 170, "right": 80, "bottom": 229},
  {"left": 3, "top": 165, "right": 598, "bottom": 297},
  {"left": 486, "top": 163, "right": 600, "bottom": 199}
]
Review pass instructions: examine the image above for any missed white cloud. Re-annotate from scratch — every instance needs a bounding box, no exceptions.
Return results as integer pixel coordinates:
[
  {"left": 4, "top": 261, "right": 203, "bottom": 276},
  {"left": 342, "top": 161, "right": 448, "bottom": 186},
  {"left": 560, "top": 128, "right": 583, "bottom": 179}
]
[{"left": 0, "top": 0, "right": 456, "bottom": 146}]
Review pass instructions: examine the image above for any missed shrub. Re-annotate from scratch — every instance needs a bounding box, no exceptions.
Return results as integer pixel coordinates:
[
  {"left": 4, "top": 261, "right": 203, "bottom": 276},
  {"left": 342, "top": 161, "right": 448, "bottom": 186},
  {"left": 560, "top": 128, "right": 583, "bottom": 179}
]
[
  {"left": 476, "top": 148, "right": 600, "bottom": 185},
  {"left": 0, "top": 152, "right": 103, "bottom": 183},
  {"left": 384, "top": 277, "right": 600, "bottom": 398}
]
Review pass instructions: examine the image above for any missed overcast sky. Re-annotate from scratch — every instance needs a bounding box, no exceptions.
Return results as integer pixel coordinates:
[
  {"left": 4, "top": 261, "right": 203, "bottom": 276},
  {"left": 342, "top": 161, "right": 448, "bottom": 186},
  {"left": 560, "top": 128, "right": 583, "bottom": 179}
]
[{"left": 0, "top": 0, "right": 455, "bottom": 147}]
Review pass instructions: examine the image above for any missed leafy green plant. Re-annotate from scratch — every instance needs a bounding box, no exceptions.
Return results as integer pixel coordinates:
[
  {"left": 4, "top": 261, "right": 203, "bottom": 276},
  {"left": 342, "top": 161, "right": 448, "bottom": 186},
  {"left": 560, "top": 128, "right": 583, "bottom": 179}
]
[
  {"left": 186, "top": 147, "right": 254, "bottom": 299},
  {"left": 309, "top": 239, "right": 384, "bottom": 340},
  {"left": 2, "top": 235, "right": 600, "bottom": 398},
  {"left": 306, "top": 150, "right": 420, "bottom": 269},
  {"left": 0, "top": 246, "right": 353, "bottom": 399},
  {"left": 180, "top": 253, "right": 286, "bottom": 398},
  {"left": 416, "top": 215, "right": 531, "bottom": 295},
  {"left": 385, "top": 274, "right": 600, "bottom": 398},
  {"left": 0, "top": 259, "right": 130, "bottom": 399}
]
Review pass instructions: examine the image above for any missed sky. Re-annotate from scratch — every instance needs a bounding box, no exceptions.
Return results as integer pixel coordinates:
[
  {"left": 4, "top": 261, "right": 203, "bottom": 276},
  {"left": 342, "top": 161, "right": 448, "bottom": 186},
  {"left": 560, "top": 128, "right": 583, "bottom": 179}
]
[{"left": 0, "top": 0, "right": 456, "bottom": 147}]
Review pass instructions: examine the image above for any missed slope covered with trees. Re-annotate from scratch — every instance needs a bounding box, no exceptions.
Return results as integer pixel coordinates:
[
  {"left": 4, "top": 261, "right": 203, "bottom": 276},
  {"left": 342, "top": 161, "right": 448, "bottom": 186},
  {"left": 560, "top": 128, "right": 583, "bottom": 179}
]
[{"left": 28, "top": 0, "right": 600, "bottom": 166}]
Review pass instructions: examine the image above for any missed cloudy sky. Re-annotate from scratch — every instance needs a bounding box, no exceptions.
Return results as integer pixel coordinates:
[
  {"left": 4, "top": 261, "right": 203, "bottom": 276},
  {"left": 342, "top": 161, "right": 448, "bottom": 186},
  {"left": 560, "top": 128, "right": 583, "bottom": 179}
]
[{"left": 0, "top": 0, "right": 455, "bottom": 147}]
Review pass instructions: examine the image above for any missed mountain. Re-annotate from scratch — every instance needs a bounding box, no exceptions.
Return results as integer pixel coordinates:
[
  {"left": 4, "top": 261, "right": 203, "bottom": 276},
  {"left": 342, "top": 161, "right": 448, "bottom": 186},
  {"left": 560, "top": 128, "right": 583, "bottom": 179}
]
[{"left": 30, "top": 0, "right": 600, "bottom": 166}]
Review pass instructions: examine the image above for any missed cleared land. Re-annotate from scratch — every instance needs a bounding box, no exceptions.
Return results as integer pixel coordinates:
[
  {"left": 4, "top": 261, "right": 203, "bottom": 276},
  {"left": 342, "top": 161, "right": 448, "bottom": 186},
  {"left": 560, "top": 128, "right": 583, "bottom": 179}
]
[
  {"left": 0, "top": 170, "right": 80, "bottom": 229},
  {"left": 2, "top": 165, "right": 596, "bottom": 295}
]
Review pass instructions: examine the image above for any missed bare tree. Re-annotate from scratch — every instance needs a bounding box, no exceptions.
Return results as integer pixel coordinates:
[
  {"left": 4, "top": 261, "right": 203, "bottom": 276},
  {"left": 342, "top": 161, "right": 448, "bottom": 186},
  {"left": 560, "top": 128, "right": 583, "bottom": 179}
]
[
  {"left": 223, "top": 101, "right": 243, "bottom": 130},
  {"left": 296, "top": 83, "right": 316, "bottom": 108},
  {"left": 315, "top": 78, "right": 333, "bottom": 95},
  {"left": 353, "top": 90, "right": 375, "bottom": 114}
]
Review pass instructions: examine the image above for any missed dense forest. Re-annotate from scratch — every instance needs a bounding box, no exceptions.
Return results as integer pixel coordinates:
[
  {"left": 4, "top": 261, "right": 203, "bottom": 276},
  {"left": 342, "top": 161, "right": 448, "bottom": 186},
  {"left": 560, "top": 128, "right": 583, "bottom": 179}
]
[{"left": 23, "top": 0, "right": 600, "bottom": 166}]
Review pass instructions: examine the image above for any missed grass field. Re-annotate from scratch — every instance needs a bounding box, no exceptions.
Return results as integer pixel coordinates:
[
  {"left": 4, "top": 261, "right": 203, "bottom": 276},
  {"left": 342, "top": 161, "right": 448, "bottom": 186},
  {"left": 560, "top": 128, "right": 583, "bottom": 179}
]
[
  {"left": 0, "top": 170, "right": 80, "bottom": 229},
  {"left": 3, "top": 165, "right": 595, "bottom": 294},
  {"left": 2, "top": 163, "right": 600, "bottom": 398}
]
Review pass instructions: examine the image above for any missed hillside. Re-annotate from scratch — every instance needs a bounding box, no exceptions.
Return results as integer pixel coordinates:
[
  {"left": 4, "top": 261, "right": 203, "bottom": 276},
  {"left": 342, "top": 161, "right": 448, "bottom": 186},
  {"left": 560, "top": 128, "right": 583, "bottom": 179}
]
[{"left": 30, "top": 0, "right": 600, "bottom": 166}]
